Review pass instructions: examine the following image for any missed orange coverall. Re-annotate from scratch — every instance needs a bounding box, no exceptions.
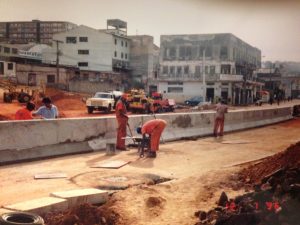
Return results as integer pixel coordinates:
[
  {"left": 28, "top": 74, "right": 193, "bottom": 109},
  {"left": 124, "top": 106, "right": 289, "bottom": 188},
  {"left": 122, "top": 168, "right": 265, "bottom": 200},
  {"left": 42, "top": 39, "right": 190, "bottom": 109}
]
[
  {"left": 141, "top": 119, "right": 167, "bottom": 152},
  {"left": 15, "top": 108, "right": 33, "bottom": 120},
  {"left": 115, "top": 99, "right": 128, "bottom": 149}
]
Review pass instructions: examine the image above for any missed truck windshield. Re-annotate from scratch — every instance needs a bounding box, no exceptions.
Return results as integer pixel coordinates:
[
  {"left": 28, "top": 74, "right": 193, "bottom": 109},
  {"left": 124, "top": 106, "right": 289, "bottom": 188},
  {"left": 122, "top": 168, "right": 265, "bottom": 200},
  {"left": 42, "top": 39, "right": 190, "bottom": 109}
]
[{"left": 94, "top": 93, "right": 111, "bottom": 98}]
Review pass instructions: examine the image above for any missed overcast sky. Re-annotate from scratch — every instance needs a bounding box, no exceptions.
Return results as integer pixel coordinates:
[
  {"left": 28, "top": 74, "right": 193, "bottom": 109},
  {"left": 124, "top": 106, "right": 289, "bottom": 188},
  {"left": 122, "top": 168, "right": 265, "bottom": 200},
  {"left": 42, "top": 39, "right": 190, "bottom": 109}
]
[{"left": 0, "top": 0, "right": 299, "bottom": 61}]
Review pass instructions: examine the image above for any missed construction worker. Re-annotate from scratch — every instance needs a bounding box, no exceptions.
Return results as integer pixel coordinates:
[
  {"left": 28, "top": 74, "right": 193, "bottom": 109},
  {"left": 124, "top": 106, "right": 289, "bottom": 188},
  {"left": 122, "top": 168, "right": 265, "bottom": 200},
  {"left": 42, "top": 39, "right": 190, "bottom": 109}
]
[
  {"left": 115, "top": 94, "right": 128, "bottom": 150},
  {"left": 136, "top": 119, "right": 167, "bottom": 158},
  {"left": 213, "top": 99, "right": 228, "bottom": 137},
  {"left": 15, "top": 102, "right": 36, "bottom": 120},
  {"left": 33, "top": 97, "right": 59, "bottom": 119}
]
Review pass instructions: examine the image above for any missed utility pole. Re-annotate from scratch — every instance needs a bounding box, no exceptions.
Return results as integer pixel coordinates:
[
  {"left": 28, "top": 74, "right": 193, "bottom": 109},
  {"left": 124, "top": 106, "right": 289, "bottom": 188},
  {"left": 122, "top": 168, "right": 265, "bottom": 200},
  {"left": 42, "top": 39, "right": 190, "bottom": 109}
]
[
  {"left": 53, "top": 40, "right": 63, "bottom": 86},
  {"left": 202, "top": 49, "right": 206, "bottom": 102}
]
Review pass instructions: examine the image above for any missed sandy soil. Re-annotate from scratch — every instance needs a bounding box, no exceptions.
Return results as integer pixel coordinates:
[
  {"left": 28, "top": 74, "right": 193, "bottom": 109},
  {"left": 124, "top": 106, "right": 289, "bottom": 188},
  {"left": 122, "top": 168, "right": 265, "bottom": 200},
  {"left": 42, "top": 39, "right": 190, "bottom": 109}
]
[{"left": 1, "top": 119, "right": 300, "bottom": 224}]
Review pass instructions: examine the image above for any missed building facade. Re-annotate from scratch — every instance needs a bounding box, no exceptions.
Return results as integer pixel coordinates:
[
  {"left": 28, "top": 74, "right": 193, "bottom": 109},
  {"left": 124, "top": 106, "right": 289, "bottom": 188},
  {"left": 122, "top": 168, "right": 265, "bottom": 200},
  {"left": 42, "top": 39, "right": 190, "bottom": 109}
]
[
  {"left": 157, "top": 33, "right": 262, "bottom": 104},
  {"left": 0, "top": 20, "right": 77, "bottom": 45},
  {"left": 42, "top": 25, "right": 130, "bottom": 73},
  {"left": 129, "top": 35, "right": 159, "bottom": 92}
]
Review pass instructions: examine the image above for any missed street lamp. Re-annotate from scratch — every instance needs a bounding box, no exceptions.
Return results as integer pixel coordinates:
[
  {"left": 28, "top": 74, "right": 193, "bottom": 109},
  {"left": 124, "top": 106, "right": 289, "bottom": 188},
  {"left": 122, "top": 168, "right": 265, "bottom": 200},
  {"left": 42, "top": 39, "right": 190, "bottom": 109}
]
[{"left": 202, "top": 49, "right": 206, "bottom": 102}]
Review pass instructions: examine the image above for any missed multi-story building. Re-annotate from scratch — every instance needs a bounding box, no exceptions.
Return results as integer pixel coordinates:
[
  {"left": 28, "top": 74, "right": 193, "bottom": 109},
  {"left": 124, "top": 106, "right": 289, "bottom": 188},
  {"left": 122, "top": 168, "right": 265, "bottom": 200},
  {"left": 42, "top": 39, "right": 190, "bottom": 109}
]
[
  {"left": 157, "top": 33, "right": 262, "bottom": 104},
  {"left": 0, "top": 20, "right": 77, "bottom": 44},
  {"left": 129, "top": 35, "right": 159, "bottom": 92},
  {"left": 42, "top": 23, "right": 130, "bottom": 72}
]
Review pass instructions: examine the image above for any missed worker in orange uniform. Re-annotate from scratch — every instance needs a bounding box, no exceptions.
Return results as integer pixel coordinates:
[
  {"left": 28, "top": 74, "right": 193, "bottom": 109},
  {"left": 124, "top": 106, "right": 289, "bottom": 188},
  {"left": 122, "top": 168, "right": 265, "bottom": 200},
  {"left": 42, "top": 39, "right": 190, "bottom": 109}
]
[
  {"left": 115, "top": 94, "right": 128, "bottom": 150},
  {"left": 15, "top": 102, "right": 36, "bottom": 120},
  {"left": 137, "top": 119, "right": 167, "bottom": 158}
]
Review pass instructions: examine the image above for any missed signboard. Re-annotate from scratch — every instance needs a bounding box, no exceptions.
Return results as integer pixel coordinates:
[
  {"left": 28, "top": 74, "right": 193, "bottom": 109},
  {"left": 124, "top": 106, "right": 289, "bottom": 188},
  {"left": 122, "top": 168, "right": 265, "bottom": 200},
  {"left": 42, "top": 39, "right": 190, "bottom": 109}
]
[{"left": 220, "top": 74, "right": 243, "bottom": 82}]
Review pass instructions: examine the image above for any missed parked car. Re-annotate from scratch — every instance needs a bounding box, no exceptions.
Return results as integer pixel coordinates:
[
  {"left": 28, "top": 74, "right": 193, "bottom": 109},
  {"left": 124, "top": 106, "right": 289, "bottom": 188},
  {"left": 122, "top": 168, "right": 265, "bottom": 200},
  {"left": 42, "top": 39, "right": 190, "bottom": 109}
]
[{"left": 184, "top": 96, "right": 203, "bottom": 106}]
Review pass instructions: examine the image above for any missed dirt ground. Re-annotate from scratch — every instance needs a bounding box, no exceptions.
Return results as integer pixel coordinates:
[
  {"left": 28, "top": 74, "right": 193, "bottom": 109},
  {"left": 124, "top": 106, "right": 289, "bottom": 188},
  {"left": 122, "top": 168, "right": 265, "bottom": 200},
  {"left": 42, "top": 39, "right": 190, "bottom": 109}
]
[{"left": 1, "top": 119, "right": 300, "bottom": 224}]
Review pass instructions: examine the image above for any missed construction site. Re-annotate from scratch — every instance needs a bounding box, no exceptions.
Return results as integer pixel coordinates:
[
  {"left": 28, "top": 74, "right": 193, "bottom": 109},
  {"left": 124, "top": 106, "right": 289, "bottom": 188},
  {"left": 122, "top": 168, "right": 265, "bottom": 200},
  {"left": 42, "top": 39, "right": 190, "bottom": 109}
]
[{"left": 0, "top": 81, "right": 300, "bottom": 225}]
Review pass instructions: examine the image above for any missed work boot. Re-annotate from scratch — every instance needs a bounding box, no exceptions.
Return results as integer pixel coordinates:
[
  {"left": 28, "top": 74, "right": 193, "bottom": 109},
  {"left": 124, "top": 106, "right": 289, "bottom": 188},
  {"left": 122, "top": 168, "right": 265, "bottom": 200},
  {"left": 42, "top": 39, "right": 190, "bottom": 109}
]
[{"left": 147, "top": 151, "right": 156, "bottom": 158}]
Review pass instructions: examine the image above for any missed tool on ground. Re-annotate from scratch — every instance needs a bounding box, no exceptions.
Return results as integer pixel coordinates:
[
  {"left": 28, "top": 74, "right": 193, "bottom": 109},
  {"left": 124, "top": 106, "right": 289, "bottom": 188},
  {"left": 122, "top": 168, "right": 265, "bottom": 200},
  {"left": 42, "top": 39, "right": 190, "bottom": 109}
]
[{"left": 139, "top": 136, "right": 150, "bottom": 158}]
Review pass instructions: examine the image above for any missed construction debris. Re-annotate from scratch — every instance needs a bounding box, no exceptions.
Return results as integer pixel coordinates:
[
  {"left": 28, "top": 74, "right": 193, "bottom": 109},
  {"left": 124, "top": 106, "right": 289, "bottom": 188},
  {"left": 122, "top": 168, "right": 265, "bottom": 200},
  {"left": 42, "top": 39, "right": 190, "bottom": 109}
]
[{"left": 194, "top": 142, "right": 300, "bottom": 225}]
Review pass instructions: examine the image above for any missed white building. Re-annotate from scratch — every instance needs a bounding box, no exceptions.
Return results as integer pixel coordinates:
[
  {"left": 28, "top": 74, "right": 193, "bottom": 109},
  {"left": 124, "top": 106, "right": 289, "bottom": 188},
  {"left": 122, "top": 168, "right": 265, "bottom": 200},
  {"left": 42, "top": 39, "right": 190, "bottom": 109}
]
[{"left": 42, "top": 24, "right": 130, "bottom": 72}]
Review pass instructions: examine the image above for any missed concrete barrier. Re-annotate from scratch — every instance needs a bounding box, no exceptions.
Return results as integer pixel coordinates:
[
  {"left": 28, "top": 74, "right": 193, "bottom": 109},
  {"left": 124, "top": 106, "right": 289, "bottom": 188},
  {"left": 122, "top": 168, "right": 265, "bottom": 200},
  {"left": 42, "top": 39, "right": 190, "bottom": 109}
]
[{"left": 0, "top": 106, "right": 293, "bottom": 165}]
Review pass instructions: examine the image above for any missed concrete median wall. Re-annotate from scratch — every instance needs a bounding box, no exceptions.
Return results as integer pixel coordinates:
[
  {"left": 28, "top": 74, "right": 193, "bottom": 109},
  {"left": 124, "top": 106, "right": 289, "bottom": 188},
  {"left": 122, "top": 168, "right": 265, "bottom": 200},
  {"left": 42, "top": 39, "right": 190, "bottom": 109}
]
[{"left": 0, "top": 106, "right": 293, "bottom": 164}]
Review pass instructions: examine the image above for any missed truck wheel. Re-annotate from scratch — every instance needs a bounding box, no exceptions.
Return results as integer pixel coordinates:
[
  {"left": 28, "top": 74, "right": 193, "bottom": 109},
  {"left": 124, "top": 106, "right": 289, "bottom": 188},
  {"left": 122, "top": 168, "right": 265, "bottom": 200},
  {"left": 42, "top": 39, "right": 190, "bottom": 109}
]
[
  {"left": 18, "top": 93, "right": 31, "bottom": 103},
  {"left": 0, "top": 212, "right": 44, "bottom": 225},
  {"left": 105, "top": 104, "right": 112, "bottom": 113},
  {"left": 3, "top": 93, "right": 12, "bottom": 103},
  {"left": 87, "top": 107, "right": 94, "bottom": 114}
]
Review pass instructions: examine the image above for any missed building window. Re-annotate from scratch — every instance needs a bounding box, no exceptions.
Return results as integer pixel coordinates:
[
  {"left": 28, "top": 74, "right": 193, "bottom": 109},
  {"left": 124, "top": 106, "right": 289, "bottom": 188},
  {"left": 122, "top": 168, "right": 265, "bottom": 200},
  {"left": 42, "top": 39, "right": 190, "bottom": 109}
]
[
  {"left": 78, "top": 62, "right": 88, "bottom": 67},
  {"left": 115, "top": 39, "right": 117, "bottom": 45},
  {"left": 125, "top": 41, "right": 127, "bottom": 47},
  {"left": 168, "top": 81, "right": 183, "bottom": 85},
  {"left": 168, "top": 87, "right": 183, "bottom": 93},
  {"left": 47, "top": 75, "right": 55, "bottom": 84},
  {"left": 121, "top": 41, "right": 124, "bottom": 47},
  {"left": 163, "top": 66, "right": 168, "bottom": 74},
  {"left": 121, "top": 52, "right": 124, "bottom": 59},
  {"left": 169, "top": 47, "right": 176, "bottom": 58},
  {"left": 205, "top": 66, "right": 209, "bottom": 74},
  {"left": 12, "top": 48, "right": 18, "bottom": 54},
  {"left": 78, "top": 50, "right": 89, "bottom": 55},
  {"left": 184, "top": 66, "right": 189, "bottom": 74},
  {"left": 170, "top": 66, "right": 175, "bottom": 75},
  {"left": 125, "top": 53, "right": 127, "bottom": 59},
  {"left": 195, "top": 66, "right": 201, "bottom": 76},
  {"left": 177, "top": 66, "right": 182, "bottom": 75},
  {"left": 4, "top": 47, "right": 10, "bottom": 53},
  {"left": 7, "top": 63, "right": 13, "bottom": 70},
  {"left": 66, "top": 37, "right": 76, "bottom": 43},
  {"left": 210, "top": 66, "right": 215, "bottom": 75},
  {"left": 0, "top": 46, "right": 2, "bottom": 52},
  {"left": 79, "top": 37, "right": 88, "bottom": 42},
  {"left": 220, "top": 46, "right": 228, "bottom": 59},
  {"left": 114, "top": 51, "right": 117, "bottom": 57}
]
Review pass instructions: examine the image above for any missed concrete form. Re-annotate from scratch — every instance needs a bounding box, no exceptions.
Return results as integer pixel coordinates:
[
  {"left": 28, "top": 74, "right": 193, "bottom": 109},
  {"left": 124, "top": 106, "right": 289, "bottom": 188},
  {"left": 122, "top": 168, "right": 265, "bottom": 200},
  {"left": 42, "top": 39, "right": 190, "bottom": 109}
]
[
  {"left": 50, "top": 188, "right": 108, "bottom": 208},
  {"left": 3, "top": 197, "right": 68, "bottom": 215},
  {"left": 0, "top": 106, "right": 293, "bottom": 165}
]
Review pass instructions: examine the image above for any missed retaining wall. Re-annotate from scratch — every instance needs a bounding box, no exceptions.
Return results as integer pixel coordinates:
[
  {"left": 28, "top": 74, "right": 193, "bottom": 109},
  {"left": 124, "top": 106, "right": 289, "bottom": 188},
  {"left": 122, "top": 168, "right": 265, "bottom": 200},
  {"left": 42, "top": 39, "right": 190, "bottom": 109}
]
[{"left": 0, "top": 106, "right": 293, "bottom": 164}]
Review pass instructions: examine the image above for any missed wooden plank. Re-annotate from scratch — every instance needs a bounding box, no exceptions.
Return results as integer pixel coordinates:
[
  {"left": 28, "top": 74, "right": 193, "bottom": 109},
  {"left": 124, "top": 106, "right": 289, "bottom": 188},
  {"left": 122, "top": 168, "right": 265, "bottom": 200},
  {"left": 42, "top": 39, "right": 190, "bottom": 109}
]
[
  {"left": 90, "top": 160, "right": 130, "bottom": 169},
  {"left": 34, "top": 173, "right": 67, "bottom": 179}
]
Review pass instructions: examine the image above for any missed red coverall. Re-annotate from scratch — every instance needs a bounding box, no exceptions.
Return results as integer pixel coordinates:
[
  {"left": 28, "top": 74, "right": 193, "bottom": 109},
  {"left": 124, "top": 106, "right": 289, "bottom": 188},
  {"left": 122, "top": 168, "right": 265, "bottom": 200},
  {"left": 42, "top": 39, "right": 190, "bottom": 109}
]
[
  {"left": 115, "top": 99, "right": 128, "bottom": 149},
  {"left": 142, "top": 119, "right": 167, "bottom": 152}
]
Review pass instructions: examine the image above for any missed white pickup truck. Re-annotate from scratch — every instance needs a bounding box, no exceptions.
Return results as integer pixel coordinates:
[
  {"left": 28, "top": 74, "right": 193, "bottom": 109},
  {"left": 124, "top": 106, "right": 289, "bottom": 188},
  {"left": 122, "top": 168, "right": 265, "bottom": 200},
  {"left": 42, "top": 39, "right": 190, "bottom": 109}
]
[{"left": 86, "top": 91, "right": 122, "bottom": 114}]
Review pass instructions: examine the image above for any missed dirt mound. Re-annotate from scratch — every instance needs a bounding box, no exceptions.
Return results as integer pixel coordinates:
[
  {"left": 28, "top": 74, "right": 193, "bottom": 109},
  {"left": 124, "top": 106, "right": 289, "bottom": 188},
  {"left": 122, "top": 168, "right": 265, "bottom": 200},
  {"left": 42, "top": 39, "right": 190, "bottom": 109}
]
[
  {"left": 240, "top": 141, "right": 300, "bottom": 184},
  {"left": 146, "top": 196, "right": 165, "bottom": 208},
  {"left": 44, "top": 203, "right": 120, "bottom": 225}
]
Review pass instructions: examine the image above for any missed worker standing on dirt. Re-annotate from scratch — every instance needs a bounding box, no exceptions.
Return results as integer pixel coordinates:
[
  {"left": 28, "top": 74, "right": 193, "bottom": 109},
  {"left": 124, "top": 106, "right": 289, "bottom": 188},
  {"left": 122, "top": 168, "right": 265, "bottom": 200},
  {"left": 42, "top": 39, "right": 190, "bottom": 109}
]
[
  {"left": 115, "top": 94, "right": 128, "bottom": 150},
  {"left": 33, "top": 97, "right": 59, "bottom": 119},
  {"left": 15, "top": 102, "right": 36, "bottom": 120},
  {"left": 213, "top": 99, "right": 228, "bottom": 137},
  {"left": 136, "top": 119, "right": 167, "bottom": 158}
]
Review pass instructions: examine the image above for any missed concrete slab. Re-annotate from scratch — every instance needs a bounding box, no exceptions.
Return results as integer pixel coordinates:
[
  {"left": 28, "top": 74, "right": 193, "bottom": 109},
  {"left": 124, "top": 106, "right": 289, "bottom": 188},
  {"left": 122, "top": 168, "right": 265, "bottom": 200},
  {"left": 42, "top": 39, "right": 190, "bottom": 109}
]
[
  {"left": 3, "top": 197, "right": 68, "bottom": 214},
  {"left": 0, "top": 208, "right": 15, "bottom": 215},
  {"left": 90, "top": 160, "right": 130, "bottom": 169},
  {"left": 50, "top": 188, "right": 108, "bottom": 208},
  {"left": 34, "top": 172, "right": 67, "bottom": 179}
]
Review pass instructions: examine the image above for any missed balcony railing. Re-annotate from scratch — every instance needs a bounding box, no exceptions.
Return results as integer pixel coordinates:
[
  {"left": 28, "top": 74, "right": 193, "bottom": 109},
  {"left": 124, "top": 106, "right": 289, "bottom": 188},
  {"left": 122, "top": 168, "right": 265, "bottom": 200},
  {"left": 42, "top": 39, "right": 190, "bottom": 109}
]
[{"left": 157, "top": 73, "right": 244, "bottom": 82}]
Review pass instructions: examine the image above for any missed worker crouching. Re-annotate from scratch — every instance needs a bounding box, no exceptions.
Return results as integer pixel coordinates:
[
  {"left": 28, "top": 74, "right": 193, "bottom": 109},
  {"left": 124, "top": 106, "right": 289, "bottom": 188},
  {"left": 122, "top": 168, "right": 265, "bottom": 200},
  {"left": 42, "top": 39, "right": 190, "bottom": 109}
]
[{"left": 137, "top": 119, "right": 167, "bottom": 158}]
